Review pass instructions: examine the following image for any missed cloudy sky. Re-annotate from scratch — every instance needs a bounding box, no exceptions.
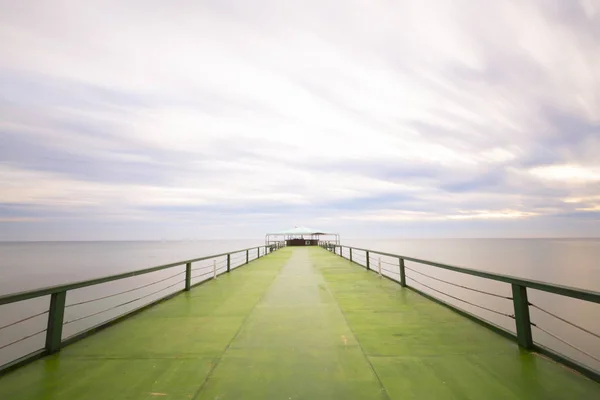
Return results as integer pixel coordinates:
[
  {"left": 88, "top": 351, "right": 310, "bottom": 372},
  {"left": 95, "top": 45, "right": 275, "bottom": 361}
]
[{"left": 1, "top": 0, "right": 599, "bottom": 240}]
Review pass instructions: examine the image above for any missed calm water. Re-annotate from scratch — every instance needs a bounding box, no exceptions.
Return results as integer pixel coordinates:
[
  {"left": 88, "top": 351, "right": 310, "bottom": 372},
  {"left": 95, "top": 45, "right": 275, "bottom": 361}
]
[{"left": 1, "top": 239, "right": 599, "bottom": 372}]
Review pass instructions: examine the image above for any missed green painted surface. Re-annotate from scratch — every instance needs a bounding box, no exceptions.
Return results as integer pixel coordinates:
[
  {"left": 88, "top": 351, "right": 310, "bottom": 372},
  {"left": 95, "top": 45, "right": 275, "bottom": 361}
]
[{"left": 1, "top": 247, "right": 599, "bottom": 399}]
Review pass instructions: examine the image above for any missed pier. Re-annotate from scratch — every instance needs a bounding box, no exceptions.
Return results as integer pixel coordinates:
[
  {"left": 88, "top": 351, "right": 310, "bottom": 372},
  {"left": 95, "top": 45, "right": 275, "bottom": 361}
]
[{"left": 0, "top": 246, "right": 599, "bottom": 399}]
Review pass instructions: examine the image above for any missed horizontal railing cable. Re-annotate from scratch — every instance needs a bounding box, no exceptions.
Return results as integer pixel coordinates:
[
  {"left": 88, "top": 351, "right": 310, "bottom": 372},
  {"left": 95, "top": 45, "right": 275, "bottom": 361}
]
[
  {"left": 64, "top": 279, "right": 185, "bottom": 325},
  {"left": 406, "top": 275, "right": 514, "bottom": 318},
  {"left": 191, "top": 270, "right": 215, "bottom": 280},
  {"left": 65, "top": 270, "right": 185, "bottom": 308},
  {"left": 532, "top": 323, "right": 600, "bottom": 363},
  {"left": 191, "top": 258, "right": 228, "bottom": 271},
  {"left": 404, "top": 266, "right": 511, "bottom": 300},
  {"left": 0, "top": 329, "right": 47, "bottom": 351},
  {"left": 529, "top": 303, "right": 600, "bottom": 340},
  {"left": 191, "top": 258, "right": 227, "bottom": 270},
  {"left": 381, "top": 267, "right": 399, "bottom": 275},
  {"left": 0, "top": 310, "right": 49, "bottom": 332},
  {"left": 191, "top": 264, "right": 214, "bottom": 272}
]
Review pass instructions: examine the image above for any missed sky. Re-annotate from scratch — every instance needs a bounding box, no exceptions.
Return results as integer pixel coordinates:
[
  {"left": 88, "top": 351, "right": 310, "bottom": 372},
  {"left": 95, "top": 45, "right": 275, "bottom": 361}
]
[{"left": 0, "top": 0, "right": 599, "bottom": 240}]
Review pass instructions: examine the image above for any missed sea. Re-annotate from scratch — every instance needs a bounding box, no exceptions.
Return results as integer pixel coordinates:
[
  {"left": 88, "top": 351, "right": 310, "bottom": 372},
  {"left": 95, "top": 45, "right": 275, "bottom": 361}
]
[{"left": 1, "top": 239, "right": 599, "bottom": 372}]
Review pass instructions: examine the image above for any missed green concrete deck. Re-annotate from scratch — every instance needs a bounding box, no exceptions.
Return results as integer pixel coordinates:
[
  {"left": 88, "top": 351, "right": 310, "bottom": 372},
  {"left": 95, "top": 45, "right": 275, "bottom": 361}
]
[{"left": 1, "top": 247, "right": 599, "bottom": 399}]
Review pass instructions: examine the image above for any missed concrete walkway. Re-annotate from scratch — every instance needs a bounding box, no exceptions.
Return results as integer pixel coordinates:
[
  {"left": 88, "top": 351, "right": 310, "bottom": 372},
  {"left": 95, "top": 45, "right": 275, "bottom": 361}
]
[{"left": 0, "top": 247, "right": 598, "bottom": 399}]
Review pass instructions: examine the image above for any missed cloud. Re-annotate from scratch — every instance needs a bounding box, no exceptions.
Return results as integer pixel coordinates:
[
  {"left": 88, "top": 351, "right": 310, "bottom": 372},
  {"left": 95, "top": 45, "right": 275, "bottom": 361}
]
[
  {"left": 340, "top": 209, "right": 538, "bottom": 222},
  {"left": 1, "top": 0, "right": 599, "bottom": 239},
  {"left": 530, "top": 164, "right": 600, "bottom": 183}
]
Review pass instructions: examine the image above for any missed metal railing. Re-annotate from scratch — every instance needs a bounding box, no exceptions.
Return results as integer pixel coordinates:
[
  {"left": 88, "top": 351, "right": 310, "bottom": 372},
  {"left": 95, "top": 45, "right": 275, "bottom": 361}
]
[
  {"left": 322, "top": 242, "right": 600, "bottom": 383},
  {"left": 0, "top": 243, "right": 285, "bottom": 375}
]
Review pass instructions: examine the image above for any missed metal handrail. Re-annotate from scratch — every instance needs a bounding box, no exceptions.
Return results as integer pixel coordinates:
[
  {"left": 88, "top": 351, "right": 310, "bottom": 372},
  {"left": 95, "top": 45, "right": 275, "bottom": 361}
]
[
  {"left": 322, "top": 242, "right": 600, "bottom": 383},
  {"left": 328, "top": 244, "right": 600, "bottom": 304},
  {"left": 0, "top": 245, "right": 273, "bottom": 306},
  {"left": 0, "top": 243, "right": 285, "bottom": 375}
]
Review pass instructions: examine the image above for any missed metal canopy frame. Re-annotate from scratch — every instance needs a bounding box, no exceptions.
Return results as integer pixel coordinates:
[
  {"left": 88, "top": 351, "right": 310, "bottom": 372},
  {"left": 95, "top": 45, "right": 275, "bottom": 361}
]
[{"left": 265, "top": 227, "right": 340, "bottom": 245}]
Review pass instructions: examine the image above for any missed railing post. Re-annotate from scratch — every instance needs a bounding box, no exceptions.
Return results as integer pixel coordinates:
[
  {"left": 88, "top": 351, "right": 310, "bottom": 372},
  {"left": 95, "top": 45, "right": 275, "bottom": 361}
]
[
  {"left": 399, "top": 258, "right": 406, "bottom": 287},
  {"left": 246, "top": 249, "right": 249, "bottom": 264},
  {"left": 511, "top": 284, "right": 533, "bottom": 349},
  {"left": 257, "top": 247, "right": 260, "bottom": 258},
  {"left": 366, "top": 251, "right": 370, "bottom": 270},
  {"left": 349, "top": 248, "right": 353, "bottom": 262},
  {"left": 45, "top": 291, "right": 66, "bottom": 354},
  {"left": 213, "top": 260, "right": 217, "bottom": 279},
  {"left": 378, "top": 257, "right": 382, "bottom": 276},
  {"left": 227, "top": 254, "right": 231, "bottom": 272},
  {"left": 185, "top": 262, "right": 192, "bottom": 291}
]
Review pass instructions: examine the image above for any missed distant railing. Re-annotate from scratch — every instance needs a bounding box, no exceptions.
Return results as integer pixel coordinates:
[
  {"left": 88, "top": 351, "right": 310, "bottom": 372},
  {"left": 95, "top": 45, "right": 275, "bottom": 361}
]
[
  {"left": 321, "top": 242, "right": 600, "bottom": 383},
  {"left": 0, "top": 242, "right": 285, "bottom": 375}
]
